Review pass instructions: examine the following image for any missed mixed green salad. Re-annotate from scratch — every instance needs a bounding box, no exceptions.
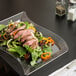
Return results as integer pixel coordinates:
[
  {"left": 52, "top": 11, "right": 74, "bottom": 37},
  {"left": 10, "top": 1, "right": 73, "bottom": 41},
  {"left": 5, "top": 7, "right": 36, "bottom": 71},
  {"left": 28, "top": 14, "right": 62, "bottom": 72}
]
[{"left": 0, "top": 20, "right": 55, "bottom": 66}]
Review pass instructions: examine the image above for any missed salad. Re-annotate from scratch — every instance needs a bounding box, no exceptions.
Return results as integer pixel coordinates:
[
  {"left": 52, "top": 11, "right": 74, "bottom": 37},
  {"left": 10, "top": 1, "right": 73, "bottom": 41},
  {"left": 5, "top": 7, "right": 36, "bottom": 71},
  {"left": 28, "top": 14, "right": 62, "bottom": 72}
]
[{"left": 0, "top": 20, "right": 55, "bottom": 66}]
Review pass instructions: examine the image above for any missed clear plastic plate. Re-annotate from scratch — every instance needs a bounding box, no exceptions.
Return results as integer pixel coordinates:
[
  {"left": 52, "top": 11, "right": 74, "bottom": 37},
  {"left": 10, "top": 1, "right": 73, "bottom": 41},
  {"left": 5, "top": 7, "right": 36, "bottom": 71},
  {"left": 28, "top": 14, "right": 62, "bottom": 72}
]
[{"left": 0, "top": 11, "right": 69, "bottom": 76}]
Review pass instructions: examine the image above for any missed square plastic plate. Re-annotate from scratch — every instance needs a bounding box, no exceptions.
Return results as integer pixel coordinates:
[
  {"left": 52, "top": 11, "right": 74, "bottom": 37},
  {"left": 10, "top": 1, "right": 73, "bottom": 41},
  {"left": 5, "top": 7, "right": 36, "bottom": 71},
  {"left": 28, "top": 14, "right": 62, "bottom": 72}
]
[{"left": 0, "top": 11, "right": 69, "bottom": 76}]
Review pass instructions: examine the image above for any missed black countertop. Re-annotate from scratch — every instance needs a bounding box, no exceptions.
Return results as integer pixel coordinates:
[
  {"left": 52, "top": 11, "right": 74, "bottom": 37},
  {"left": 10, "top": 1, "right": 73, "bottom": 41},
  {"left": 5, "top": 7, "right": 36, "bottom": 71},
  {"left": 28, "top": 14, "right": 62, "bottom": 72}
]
[{"left": 0, "top": 0, "right": 76, "bottom": 76}]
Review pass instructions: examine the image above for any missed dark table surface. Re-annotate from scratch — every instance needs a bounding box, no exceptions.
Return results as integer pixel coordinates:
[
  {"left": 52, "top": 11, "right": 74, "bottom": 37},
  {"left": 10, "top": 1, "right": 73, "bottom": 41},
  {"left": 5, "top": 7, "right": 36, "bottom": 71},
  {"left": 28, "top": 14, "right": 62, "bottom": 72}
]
[{"left": 0, "top": 0, "right": 76, "bottom": 76}]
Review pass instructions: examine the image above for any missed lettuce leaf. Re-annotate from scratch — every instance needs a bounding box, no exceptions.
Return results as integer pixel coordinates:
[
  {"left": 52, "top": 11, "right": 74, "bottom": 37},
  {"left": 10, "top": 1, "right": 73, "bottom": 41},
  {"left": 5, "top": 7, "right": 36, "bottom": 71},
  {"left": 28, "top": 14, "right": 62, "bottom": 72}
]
[
  {"left": 42, "top": 44, "right": 53, "bottom": 55},
  {"left": 0, "top": 24, "right": 6, "bottom": 31},
  {"left": 24, "top": 21, "right": 30, "bottom": 29},
  {"left": 35, "top": 32, "right": 43, "bottom": 42},
  {"left": 8, "top": 46, "right": 26, "bottom": 57},
  {"left": 24, "top": 45, "right": 43, "bottom": 66},
  {"left": 0, "top": 40, "right": 7, "bottom": 46},
  {"left": 7, "top": 40, "right": 26, "bottom": 57}
]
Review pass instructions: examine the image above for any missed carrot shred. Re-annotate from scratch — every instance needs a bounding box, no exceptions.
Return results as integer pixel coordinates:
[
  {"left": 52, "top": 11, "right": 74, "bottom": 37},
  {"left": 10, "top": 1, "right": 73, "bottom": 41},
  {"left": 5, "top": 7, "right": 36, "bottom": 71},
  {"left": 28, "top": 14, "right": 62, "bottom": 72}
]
[
  {"left": 13, "top": 31, "right": 18, "bottom": 36},
  {"left": 48, "top": 37, "right": 52, "bottom": 40},
  {"left": 50, "top": 39, "right": 55, "bottom": 45},
  {"left": 45, "top": 41, "right": 48, "bottom": 44},
  {"left": 8, "top": 24, "right": 13, "bottom": 28},
  {"left": 3, "top": 33, "right": 8, "bottom": 40},
  {"left": 0, "top": 34, "right": 1, "bottom": 38}
]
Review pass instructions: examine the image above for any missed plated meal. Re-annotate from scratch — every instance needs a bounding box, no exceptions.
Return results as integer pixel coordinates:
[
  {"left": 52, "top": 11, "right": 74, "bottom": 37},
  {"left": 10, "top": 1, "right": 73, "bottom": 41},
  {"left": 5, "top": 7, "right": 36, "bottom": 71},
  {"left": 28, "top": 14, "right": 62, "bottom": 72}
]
[
  {"left": 0, "top": 20, "right": 55, "bottom": 66},
  {"left": 0, "top": 12, "right": 69, "bottom": 76}
]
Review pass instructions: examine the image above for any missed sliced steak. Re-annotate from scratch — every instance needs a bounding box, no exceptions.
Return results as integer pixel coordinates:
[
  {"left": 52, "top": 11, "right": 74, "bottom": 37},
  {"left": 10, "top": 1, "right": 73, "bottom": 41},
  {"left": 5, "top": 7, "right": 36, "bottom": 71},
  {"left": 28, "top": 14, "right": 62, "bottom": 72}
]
[{"left": 10, "top": 25, "right": 26, "bottom": 35}]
